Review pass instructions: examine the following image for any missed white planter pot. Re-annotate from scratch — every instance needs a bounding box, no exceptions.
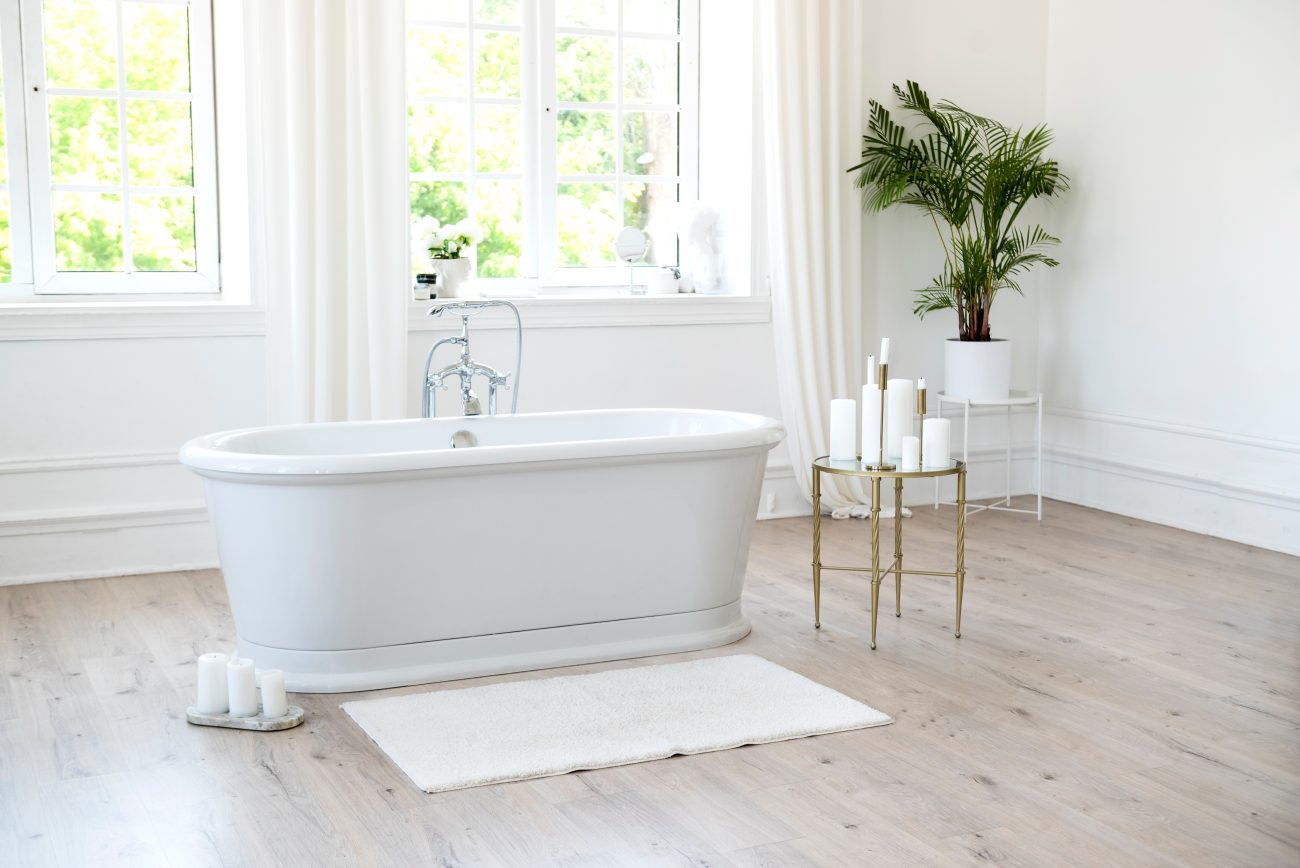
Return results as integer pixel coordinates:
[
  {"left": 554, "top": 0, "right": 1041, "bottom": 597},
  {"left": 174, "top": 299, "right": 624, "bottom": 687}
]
[
  {"left": 943, "top": 338, "right": 1012, "bottom": 401},
  {"left": 431, "top": 257, "right": 472, "bottom": 298}
]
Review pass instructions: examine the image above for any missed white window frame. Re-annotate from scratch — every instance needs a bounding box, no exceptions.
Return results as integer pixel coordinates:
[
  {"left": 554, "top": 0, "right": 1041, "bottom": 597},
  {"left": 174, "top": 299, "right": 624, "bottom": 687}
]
[
  {"left": 3, "top": 0, "right": 219, "bottom": 297},
  {"left": 407, "top": 0, "right": 700, "bottom": 291}
]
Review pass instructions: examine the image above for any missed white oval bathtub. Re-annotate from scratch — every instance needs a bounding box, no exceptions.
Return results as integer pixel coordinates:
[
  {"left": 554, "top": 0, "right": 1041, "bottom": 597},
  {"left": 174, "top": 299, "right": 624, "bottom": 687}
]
[{"left": 180, "top": 409, "right": 785, "bottom": 692}]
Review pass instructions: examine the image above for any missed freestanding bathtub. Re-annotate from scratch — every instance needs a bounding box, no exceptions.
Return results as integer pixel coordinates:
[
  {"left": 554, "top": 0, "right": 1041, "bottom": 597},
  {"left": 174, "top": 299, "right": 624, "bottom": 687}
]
[{"left": 179, "top": 409, "right": 784, "bottom": 692}]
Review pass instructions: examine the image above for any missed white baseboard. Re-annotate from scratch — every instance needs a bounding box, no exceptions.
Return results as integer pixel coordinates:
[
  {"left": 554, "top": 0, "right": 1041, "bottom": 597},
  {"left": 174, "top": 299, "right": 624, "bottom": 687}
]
[{"left": 1043, "top": 409, "right": 1300, "bottom": 556}]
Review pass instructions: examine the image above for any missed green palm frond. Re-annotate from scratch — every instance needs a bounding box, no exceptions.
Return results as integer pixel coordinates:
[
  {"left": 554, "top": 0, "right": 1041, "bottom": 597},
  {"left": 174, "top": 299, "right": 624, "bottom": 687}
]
[{"left": 850, "top": 81, "right": 1069, "bottom": 340}]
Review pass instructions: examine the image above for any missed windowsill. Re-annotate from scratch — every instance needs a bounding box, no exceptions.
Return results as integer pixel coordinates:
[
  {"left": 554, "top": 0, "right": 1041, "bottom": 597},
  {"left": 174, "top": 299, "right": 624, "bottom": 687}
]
[
  {"left": 0, "top": 291, "right": 770, "bottom": 341},
  {"left": 410, "top": 292, "right": 771, "bottom": 331}
]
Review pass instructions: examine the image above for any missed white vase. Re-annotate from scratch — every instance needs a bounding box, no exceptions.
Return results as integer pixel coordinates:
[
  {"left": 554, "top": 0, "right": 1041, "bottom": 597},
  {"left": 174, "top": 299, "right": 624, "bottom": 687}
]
[
  {"left": 943, "top": 338, "right": 1012, "bottom": 401},
  {"left": 431, "top": 257, "right": 472, "bottom": 298}
]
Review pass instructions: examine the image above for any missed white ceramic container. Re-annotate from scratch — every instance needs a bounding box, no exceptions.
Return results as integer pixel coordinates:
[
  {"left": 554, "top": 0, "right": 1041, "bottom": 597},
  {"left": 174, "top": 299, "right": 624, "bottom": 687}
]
[
  {"left": 180, "top": 409, "right": 785, "bottom": 693},
  {"left": 943, "top": 338, "right": 1012, "bottom": 401}
]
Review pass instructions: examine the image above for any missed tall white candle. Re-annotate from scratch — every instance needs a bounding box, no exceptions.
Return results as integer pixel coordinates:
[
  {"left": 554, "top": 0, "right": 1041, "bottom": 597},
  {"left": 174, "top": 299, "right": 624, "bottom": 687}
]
[
  {"left": 885, "top": 377, "right": 915, "bottom": 458},
  {"left": 227, "top": 657, "right": 258, "bottom": 718},
  {"left": 879, "top": 337, "right": 891, "bottom": 365},
  {"left": 861, "top": 384, "right": 883, "bottom": 463},
  {"left": 829, "top": 399, "right": 857, "bottom": 461},
  {"left": 922, "top": 417, "right": 952, "bottom": 468},
  {"left": 866, "top": 355, "right": 876, "bottom": 386},
  {"left": 195, "top": 652, "right": 229, "bottom": 714},
  {"left": 900, "top": 435, "right": 921, "bottom": 471},
  {"left": 259, "top": 669, "right": 289, "bottom": 718}
]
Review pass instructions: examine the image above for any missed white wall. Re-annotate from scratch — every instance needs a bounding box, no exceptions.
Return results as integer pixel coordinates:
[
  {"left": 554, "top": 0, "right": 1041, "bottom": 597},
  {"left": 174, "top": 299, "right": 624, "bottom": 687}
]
[
  {"left": 1040, "top": 0, "right": 1300, "bottom": 553},
  {"left": 0, "top": 310, "right": 788, "bottom": 585}
]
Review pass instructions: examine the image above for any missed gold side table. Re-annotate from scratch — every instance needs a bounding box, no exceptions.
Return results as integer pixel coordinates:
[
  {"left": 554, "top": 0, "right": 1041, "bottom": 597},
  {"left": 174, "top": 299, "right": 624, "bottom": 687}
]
[{"left": 812, "top": 457, "right": 968, "bottom": 649}]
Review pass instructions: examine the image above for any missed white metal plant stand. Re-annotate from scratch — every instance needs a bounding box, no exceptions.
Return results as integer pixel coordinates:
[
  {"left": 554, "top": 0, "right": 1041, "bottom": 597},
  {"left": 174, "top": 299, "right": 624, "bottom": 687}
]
[{"left": 933, "top": 390, "right": 1043, "bottom": 520}]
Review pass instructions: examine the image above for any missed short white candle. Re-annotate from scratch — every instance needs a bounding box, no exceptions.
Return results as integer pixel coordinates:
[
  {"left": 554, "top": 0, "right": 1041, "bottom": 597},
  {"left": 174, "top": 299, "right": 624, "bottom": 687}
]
[
  {"left": 901, "top": 435, "right": 921, "bottom": 471},
  {"left": 227, "top": 657, "right": 258, "bottom": 718},
  {"left": 259, "top": 669, "right": 289, "bottom": 718},
  {"left": 828, "top": 399, "right": 857, "bottom": 461},
  {"left": 922, "top": 417, "right": 952, "bottom": 468},
  {"left": 880, "top": 337, "right": 891, "bottom": 365},
  {"left": 195, "top": 652, "right": 229, "bottom": 714}
]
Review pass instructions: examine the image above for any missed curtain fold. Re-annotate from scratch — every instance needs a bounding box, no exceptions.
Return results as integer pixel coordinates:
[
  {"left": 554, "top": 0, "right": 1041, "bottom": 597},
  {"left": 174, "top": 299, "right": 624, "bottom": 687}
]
[
  {"left": 247, "top": 0, "right": 408, "bottom": 423},
  {"left": 757, "top": 0, "right": 866, "bottom": 509}
]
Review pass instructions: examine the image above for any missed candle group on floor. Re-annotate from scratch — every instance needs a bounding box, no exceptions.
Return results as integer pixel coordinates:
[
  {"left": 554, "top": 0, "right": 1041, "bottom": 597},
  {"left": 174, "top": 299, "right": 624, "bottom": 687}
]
[
  {"left": 825, "top": 337, "right": 953, "bottom": 467},
  {"left": 195, "top": 651, "right": 290, "bottom": 719}
]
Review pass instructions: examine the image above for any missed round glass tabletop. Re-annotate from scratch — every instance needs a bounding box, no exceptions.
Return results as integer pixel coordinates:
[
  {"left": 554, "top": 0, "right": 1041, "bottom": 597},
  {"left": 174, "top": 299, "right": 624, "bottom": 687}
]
[{"left": 813, "top": 456, "right": 965, "bottom": 479}]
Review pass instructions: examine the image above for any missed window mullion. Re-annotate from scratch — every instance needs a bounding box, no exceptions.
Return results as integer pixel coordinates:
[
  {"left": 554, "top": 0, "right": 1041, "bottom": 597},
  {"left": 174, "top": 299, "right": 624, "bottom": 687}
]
[
  {"left": 519, "top": 0, "right": 539, "bottom": 278},
  {"left": 0, "top": 0, "right": 34, "bottom": 284},
  {"left": 113, "top": 0, "right": 133, "bottom": 273},
  {"left": 536, "top": 0, "right": 557, "bottom": 279}
]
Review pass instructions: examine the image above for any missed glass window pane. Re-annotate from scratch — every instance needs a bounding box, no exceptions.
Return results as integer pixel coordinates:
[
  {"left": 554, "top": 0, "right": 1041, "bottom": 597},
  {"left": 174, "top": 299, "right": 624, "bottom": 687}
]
[
  {"left": 556, "top": 35, "right": 614, "bottom": 103},
  {"left": 556, "top": 109, "right": 614, "bottom": 175},
  {"left": 624, "top": 181, "right": 677, "bottom": 265},
  {"left": 557, "top": 0, "right": 614, "bottom": 29},
  {"left": 53, "top": 192, "right": 123, "bottom": 271},
  {"left": 475, "top": 31, "right": 520, "bottom": 98},
  {"left": 624, "top": 38, "right": 677, "bottom": 104},
  {"left": 130, "top": 194, "right": 196, "bottom": 271},
  {"left": 623, "top": 111, "right": 677, "bottom": 176},
  {"left": 556, "top": 182, "right": 617, "bottom": 266},
  {"left": 124, "top": 2, "right": 191, "bottom": 92},
  {"left": 0, "top": 98, "right": 7, "bottom": 184},
  {"left": 408, "top": 27, "right": 467, "bottom": 98},
  {"left": 0, "top": 196, "right": 10, "bottom": 282},
  {"left": 411, "top": 181, "right": 468, "bottom": 227},
  {"left": 408, "top": 0, "right": 467, "bottom": 22},
  {"left": 49, "top": 96, "right": 121, "bottom": 185},
  {"left": 474, "top": 106, "right": 521, "bottom": 173},
  {"left": 476, "top": 181, "right": 522, "bottom": 277},
  {"left": 127, "top": 99, "right": 193, "bottom": 187},
  {"left": 43, "top": 0, "right": 117, "bottom": 90},
  {"left": 474, "top": 0, "right": 519, "bottom": 26},
  {"left": 409, "top": 104, "right": 469, "bottom": 174},
  {"left": 623, "top": 0, "right": 677, "bottom": 34}
]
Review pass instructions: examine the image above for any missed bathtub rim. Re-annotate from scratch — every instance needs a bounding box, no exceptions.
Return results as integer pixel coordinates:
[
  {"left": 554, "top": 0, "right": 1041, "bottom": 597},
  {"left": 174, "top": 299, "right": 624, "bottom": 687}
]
[{"left": 179, "top": 407, "right": 785, "bottom": 478}]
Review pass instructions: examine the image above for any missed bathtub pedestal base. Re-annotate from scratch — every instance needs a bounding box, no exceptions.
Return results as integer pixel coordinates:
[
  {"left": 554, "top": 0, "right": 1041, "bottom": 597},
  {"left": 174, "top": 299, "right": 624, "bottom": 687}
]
[{"left": 241, "top": 600, "right": 751, "bottom": 694}]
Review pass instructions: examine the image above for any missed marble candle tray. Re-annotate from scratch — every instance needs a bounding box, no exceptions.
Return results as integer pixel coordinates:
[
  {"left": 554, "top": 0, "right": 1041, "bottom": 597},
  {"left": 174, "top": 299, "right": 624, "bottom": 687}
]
[{"left": 186, "top": 704, "right": 305, "bottom": 732}]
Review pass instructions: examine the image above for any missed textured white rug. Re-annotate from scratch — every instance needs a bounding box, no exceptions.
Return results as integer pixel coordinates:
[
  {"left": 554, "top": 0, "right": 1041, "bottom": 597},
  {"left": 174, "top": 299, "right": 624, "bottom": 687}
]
[{"left": 342, "top": 654, "right": 892, "bottom": 793}]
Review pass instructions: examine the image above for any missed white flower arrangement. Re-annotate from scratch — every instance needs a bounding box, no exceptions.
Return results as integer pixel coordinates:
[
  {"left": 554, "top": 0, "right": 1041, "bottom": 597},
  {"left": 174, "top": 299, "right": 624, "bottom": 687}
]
[{"left": 411, "top": 216, "right": 483, "bottom": 261}]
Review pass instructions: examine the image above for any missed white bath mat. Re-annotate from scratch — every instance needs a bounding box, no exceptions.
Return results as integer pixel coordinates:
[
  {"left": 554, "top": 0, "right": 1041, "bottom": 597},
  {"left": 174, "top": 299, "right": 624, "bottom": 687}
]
[{"left": 341, "top": 654, "right": 892, "bottom": 793}]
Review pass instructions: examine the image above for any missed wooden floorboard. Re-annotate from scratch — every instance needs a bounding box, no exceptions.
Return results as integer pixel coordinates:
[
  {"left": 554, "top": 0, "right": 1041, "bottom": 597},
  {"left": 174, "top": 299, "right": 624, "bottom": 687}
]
[{"left": 1, "top": 498, "right": 1297, "bottom": 866}]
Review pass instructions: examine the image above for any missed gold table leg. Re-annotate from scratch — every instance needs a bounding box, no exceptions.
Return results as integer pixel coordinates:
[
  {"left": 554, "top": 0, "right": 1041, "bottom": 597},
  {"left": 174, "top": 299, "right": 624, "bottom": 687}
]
[
  {"left": 870, "top": 476, "right": 882, "bottom": 650},
  {"left": 894, "top": 477, "right": 903, "bottom": 617},
  {"left": 812, "top": 466, "right": 821, "bottom": 629},
  {"left": 956, "top": 467, "right": 966, "bottom": 638}
]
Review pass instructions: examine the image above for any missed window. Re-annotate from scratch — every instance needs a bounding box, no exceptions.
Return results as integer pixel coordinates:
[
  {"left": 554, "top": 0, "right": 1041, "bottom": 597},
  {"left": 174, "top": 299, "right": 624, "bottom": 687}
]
[
  {"left": 406, "top": 0, "right": 698, "bottom": 286},
  {"left": 0, "top": 0, "right": 218, "bottom": 296}
]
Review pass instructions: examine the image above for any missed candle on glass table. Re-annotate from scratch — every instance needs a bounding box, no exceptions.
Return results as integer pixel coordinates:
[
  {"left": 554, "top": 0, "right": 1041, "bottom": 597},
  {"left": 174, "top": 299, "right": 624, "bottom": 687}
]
[
  {"left": 861, "top": 383, "right": 883, "bottom": 464},
  {"left": 227, "top": 657, "right": 258, "bottom": 718},
  {"left": 885, "top": 378, "right": 915, "bottom": 457},
  {"left": 259, "top": 669, "right": 289, "bottom": 718},
  {"left": 879, "top": 337, "right": 891, "bottom": 365},
  {"left": 866, "top": 355, "right": 876, "bottom": 387},
  {"left": 901, "top": 435, "right": 921, "bottom": 471},
  {"left": 195, "top": 652, "right": 229, "bottom": 714},
  {"left": 828, "top": 399, "right": 857, "bottom": 461},
  {"left": 922, "top": 417, "right": 952, "bottom": 468}
]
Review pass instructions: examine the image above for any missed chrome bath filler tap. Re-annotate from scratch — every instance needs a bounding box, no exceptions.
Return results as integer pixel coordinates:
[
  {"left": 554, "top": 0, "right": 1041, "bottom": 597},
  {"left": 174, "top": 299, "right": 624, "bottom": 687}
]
[{"left": 421, "top": 300, "right": 523, "bottom": 417}]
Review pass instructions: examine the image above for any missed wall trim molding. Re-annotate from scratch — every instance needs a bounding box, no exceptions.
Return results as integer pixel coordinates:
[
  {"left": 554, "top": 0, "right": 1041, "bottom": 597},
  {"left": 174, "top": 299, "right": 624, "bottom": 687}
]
[
  {"left": 410, "top": 295, "right": 772, "bottom": 332},
  {"left": 0, "top": 450, "right": 178, "bottom": 475},
  {"left": 0, "top": 305, "right": 266, "bottom": 341},
  {"left": 1048, "top": 406, "right": 1300, "bottom": 455},
  {"left": 0, "top": 501, "right": 209, "bottom": 538}
]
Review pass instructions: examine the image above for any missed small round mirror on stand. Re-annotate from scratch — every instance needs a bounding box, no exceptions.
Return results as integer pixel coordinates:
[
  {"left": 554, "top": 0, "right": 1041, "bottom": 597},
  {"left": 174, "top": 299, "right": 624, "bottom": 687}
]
[{"left": 613, "top": 226, "right": 649, "bottom": 295}]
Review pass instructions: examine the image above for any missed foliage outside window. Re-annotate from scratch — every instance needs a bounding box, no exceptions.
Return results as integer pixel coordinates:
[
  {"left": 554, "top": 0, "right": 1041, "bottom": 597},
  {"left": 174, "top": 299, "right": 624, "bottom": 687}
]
[{"left": 406, "top": 0, "right": 697, "bottom": 283}]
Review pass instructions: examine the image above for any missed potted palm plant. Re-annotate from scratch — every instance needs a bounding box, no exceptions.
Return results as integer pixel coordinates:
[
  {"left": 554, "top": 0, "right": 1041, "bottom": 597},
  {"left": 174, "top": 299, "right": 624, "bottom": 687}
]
[{"left": 849, "top": 82, "right": 1068, "bottom": 400}]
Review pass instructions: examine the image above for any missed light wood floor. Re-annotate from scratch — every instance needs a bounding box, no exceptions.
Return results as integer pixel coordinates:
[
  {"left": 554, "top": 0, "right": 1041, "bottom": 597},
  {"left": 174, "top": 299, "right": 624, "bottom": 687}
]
[{"left": 2, "top": 499, "right": 1298, "bottom": 867}]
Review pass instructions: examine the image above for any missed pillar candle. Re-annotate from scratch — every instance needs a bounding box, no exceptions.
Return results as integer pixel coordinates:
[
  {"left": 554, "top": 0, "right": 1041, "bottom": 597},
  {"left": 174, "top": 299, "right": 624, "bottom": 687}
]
[
  {"left": 885, "top": 378, "right": 915, "bottom": 458},
  {"left": 259, "top": 669, "right": 289, "bottom": 718},
  {"left": 227, "top": 657, "right": 258, "bottom": 718},
  {"left": 861, "top": 383, "right": 883, "bottom": 463},
  {"left": 901, "top": 436, "right": 921, "bottom": 471},
  {"left": 195, "top": 652, "right": 229, "bottom": 714},
  {"left": 828, "top": 399, "right": 857, "bottom": 461},
  {"left": 922, "top": 417, "right": 952, "bottom": 468}
]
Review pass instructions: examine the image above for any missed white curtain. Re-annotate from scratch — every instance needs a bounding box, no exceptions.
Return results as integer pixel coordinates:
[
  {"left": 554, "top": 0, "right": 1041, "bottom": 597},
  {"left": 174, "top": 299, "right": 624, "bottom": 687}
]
[
  {"left": 757, "top": 1, "right": 866, "bottom": 510},
  {"left": 247, "top": 0, "right": 409, "bottom": 423}
]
